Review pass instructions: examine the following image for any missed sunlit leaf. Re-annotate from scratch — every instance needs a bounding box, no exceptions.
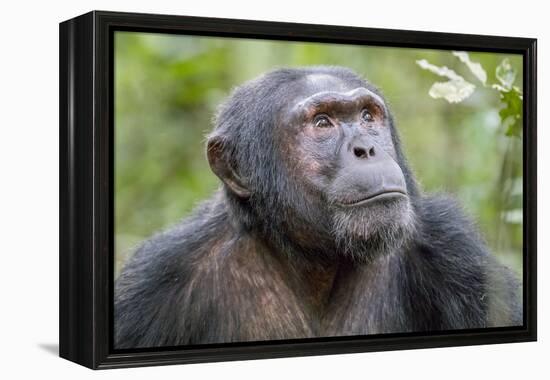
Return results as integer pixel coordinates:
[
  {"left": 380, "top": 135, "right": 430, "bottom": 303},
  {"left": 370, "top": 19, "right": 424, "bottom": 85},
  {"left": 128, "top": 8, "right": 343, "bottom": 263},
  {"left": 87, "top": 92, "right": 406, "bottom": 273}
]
[
  {"left": 417, "top": 59, "right": 476, "bottom": 103},
  {"left": 428, "top": 80, "right": 475, "bottom": 103},
  {"left": 452, "top": 51, "right": 487, "bottom": 85},
  {"left": 491, "top": 83, "right": 508, "bottom": 92},
  {"left": 416, "top": 59, "right": 463, "bottom": 81},
  {"left": 496, "top": 58, "right": 517, "bottom": 89}
]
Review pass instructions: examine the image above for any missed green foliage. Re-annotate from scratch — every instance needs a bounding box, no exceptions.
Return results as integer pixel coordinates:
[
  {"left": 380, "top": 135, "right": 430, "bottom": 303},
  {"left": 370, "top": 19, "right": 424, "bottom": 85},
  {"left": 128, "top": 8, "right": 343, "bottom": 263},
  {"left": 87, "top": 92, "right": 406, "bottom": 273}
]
[
  {"left": 494, "top": 59, "right": 523, "bottom": 137},
  {"left": 499, "top": 87, "right": 523, "bottom": 137},
  {"left": 416, "top": 52, "right": 523, "bottom": 138},
  {"left": 115, "top": 32, "right": 523, "bottom": 277},
  {"left": 416, "top": 51, "right": 523, "bottom": 273}
]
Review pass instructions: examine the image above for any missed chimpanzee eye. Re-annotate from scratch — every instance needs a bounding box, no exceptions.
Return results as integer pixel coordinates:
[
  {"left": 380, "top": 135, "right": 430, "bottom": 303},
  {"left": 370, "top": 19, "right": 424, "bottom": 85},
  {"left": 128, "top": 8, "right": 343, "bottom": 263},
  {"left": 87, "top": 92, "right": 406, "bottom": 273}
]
[
  {"left": 361, "top": 109, "right": 374, "bottom": 122},
  {"left": 314, "top": 114, "right": 333, "bottom": 128}
]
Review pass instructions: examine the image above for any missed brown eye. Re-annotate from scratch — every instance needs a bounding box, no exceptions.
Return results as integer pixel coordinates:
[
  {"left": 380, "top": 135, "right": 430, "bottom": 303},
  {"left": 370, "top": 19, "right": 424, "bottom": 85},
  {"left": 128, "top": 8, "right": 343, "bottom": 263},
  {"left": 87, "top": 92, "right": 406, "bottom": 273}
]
[
  {"left": 314, "top": 114, "right": 333, "bottom": 128},
  {"left": 361, "top": 109, "right": 374, "bottom": 122}
]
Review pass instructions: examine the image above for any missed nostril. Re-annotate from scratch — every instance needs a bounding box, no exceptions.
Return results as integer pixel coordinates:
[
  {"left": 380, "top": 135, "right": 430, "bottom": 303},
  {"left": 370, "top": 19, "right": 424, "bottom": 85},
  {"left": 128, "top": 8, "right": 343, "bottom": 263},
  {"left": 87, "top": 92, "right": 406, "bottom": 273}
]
[
  {"left": 353, "top": 146, "right": 376, "bottom": 159},
  {"left": 353, "top": 147, "right": 367, "bottom": 158}
]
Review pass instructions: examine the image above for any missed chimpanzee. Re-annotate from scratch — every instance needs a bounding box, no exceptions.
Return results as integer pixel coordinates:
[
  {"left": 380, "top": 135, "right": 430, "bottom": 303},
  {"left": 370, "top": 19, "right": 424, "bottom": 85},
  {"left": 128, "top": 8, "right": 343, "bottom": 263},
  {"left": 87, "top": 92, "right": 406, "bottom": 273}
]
[{"left": 114, "top": 66, "right": 522, "bottom": 348}]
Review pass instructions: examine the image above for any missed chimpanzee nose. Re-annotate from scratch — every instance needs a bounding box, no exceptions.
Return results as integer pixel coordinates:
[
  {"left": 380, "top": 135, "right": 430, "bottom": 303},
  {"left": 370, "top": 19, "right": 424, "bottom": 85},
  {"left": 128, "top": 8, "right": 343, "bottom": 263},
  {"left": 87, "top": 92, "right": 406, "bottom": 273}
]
[{"left": 353, "top": 144, "right": 376, "bottom": 159}]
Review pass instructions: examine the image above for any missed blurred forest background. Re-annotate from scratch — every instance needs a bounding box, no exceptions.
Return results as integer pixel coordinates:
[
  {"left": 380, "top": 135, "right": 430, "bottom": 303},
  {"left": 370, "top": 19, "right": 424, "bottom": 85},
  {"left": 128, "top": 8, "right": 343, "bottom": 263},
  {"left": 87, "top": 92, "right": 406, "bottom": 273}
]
[{"left": 114, "top": 32, "right": 523, "bottom": 279}]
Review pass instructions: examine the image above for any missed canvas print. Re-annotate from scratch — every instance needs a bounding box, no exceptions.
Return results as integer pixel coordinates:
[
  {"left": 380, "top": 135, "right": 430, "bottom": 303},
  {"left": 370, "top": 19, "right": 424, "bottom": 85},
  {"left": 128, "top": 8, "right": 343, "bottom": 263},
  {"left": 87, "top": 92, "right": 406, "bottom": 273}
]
[{"left": 113, "top": 32, "right": 523, "bottom": 349}]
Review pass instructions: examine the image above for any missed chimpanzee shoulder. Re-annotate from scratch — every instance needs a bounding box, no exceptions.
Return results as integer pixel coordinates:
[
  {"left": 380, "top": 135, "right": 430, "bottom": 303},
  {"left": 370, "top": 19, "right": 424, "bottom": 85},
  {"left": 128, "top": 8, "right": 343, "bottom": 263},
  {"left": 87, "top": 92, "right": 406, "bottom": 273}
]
[
  {"left": 114, "top": 196, "right": 231, "bottom": 348},
  {"left": 404, "top": 194, "right": 522, "bottom": 330},
  {"left": 114, "top": 194, "right": 314, "bottom": 348}
]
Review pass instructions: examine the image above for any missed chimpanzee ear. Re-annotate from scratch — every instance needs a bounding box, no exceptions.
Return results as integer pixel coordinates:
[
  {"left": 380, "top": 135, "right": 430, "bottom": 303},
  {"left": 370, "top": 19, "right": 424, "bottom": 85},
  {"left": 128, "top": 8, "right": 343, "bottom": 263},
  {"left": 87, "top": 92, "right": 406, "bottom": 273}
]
[{"left": 207, "top": 136, "right": 252, "bottom": 198}]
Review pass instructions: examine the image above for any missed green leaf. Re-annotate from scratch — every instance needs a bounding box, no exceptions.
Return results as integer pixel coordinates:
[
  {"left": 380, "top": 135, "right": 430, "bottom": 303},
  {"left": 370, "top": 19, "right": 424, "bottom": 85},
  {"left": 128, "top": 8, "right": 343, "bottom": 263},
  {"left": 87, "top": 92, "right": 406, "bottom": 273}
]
[
  {"left": 496, "top": 58, "right": 517, "bottom": 90},
  {"left": 499, "top": 87, "right": 523, "bottom": 137},
  {"left": 452, "top": 51, "right": 487, "bottom": 85}
]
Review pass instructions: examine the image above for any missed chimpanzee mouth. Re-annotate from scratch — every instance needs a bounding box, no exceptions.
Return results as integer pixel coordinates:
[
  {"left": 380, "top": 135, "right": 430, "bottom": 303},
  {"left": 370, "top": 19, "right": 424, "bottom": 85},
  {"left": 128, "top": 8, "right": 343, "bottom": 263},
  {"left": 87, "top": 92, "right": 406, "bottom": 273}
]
[{"left": 338, "top": 190, "right": 407, "bottom": 207}]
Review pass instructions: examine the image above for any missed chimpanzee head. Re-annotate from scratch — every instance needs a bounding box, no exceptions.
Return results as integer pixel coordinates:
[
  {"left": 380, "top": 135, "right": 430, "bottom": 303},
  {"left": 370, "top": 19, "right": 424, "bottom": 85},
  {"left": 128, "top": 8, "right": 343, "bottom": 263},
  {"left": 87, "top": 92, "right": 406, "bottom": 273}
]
[{"left": 207, "top": 66, "right": 418, "bottom": 263}]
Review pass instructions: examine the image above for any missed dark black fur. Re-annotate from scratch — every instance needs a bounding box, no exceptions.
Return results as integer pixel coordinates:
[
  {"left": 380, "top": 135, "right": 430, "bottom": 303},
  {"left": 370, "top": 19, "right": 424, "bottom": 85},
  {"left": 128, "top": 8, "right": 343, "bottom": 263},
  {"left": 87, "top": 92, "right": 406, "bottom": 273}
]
[{"left": 115, "top": 67, "right": 522, "bottom": 348}]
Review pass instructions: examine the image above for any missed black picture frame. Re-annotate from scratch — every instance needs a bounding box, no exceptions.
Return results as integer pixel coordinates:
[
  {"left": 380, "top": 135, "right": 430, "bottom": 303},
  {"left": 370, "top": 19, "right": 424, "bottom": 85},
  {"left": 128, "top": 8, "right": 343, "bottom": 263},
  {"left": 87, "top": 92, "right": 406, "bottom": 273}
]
[{"left": 59, "top": 10, "right": 537, "bottom": 370}]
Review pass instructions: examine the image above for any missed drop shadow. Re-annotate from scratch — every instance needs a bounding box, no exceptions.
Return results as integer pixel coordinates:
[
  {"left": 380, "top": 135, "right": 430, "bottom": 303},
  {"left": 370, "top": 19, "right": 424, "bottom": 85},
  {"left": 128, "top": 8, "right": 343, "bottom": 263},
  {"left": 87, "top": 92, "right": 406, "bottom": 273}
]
[{"left": 38, "top": 343, "right": 59, "bottom": 356}]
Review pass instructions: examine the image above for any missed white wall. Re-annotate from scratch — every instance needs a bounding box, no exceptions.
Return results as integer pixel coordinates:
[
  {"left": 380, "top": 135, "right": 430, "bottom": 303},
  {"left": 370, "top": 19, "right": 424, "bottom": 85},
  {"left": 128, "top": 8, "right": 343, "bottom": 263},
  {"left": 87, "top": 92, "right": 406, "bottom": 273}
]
[{"left": 1, "top": 0, "right": 547, "bottom": 378}]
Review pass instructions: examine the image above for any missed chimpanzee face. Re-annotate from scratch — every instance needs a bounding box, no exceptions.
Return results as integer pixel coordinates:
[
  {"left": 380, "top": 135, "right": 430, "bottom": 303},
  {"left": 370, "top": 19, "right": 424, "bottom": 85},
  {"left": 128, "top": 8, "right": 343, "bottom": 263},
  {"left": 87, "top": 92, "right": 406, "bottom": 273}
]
[
  {"left": 279, "top": 74, "right": 416, "bottom": 258},
  {"left": 208, "top": 71, "right": 416, "bottom": 260}
]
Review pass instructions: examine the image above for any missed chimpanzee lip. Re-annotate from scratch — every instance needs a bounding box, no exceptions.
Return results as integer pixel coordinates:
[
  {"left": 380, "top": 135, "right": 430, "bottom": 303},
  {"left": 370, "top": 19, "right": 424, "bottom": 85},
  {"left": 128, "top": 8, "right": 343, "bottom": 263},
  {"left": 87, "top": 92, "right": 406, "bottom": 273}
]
[{"left": 338, "top": 189, "right": 407, "bottom": 207}]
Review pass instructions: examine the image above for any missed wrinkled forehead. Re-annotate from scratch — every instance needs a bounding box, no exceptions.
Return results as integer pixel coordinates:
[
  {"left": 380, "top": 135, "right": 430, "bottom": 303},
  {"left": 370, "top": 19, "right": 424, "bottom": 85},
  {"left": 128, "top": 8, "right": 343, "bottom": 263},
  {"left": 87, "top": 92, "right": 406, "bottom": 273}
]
[
  {"left": 282, "top": 74, "right": 384, "bottom": 118},
  {"left": 301, "top": 73, "right": 359, "bottom": 94}
]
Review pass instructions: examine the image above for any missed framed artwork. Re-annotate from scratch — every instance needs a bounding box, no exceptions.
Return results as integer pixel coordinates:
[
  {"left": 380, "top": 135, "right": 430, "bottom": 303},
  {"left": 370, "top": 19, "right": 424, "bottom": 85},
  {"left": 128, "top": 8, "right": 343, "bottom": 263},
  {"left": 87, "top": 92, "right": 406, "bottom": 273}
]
[{"left": 59, "top": 10, "right": 537, "bottom": 369}]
